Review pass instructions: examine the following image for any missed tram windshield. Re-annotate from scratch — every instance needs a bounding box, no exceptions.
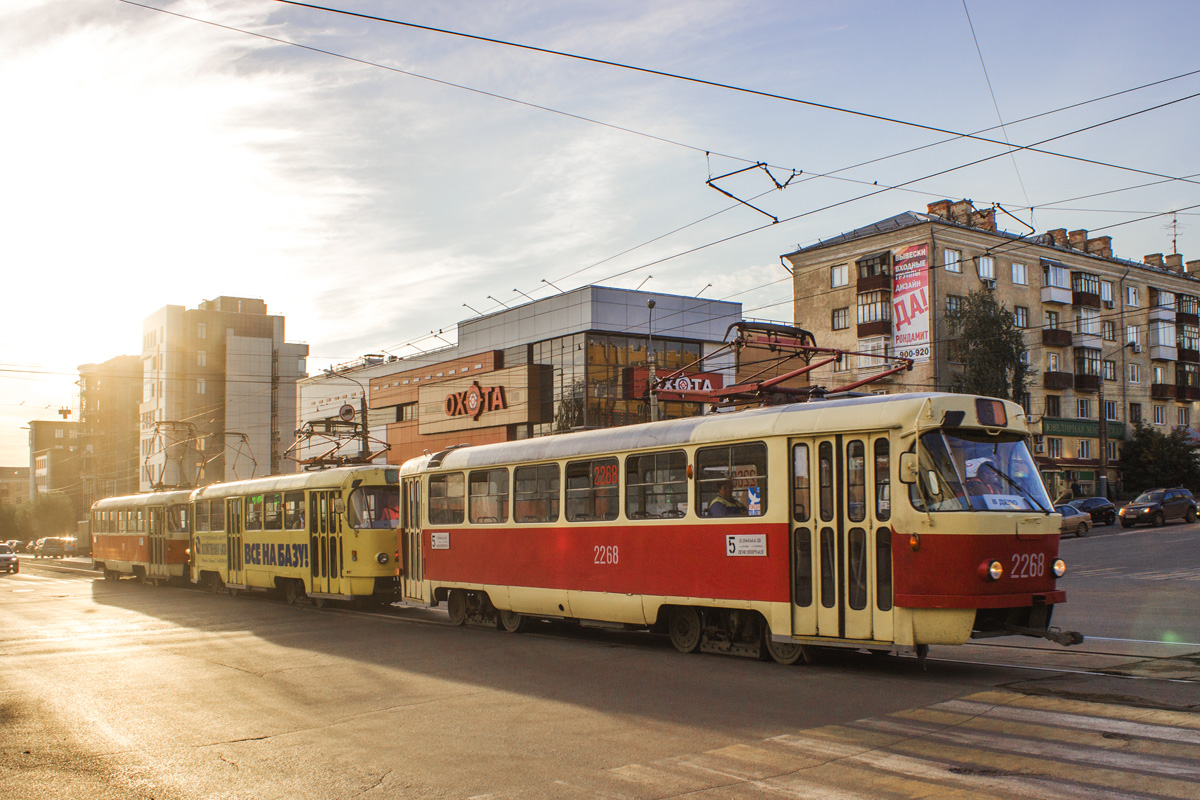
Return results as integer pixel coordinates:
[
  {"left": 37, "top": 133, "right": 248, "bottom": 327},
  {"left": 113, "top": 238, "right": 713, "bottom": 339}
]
[
  {"left": 166, "top": 505, "right": 189, "bottom": 533},
  {"left": 349, "top": 486, "right": 400, "bottom": 529},
  {"left": 909, "top": 429, "right": 1051, "bottom": 513}
]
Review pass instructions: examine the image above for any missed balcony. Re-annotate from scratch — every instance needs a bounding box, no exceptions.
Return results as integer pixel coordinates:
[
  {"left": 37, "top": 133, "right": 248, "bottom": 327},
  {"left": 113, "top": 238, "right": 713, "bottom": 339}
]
[
  {"left": 857, "top": 319, "right": 891, "bottom": 338},
  {"left": 1074, "top": 374, "right": 1100, "bottom": 392},
  {"left": 1042, "top": 328, "right": 1073, "bottom": 347},
  {"left": 1042, "top": 285, "right": 1072, "bottom": 305},
  {"left": 1151, "top": 383, "right": 1178, "bottom": 400},
  {"left": 1074, "top": 332, "right": 1102, "bottom": 350},
  {"left": 1178, "top": 385, "right": 1200, "bottom": 401},
  {"left": 1150, "top": 344, "right": 1178, "bottom": 362},
  {"left": 1149, "top": 305, "right": 1177, "bottom": 323},
  {"left": 856, "top": 272, "right": 891, "bottom": 293},
  {"left": 1043, "top": 371, "right": 1074, "bottom": 390},
  {"left": 1179, "top": 348, "right": 1200, "bottom": 363},
  {"left": 1177, "top": 311, "right": 1199, "bottom": 326},
  {"left": 1072, "top": 290, "right": 1101, "bottom": 309}
]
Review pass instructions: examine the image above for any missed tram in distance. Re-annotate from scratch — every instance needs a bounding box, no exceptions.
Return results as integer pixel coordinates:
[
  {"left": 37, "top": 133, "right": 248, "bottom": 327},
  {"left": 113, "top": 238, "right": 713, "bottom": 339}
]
[
  {"left": 399, "top": 392, "right": 1081, "bottom": 664},
  {"left": 90, "top": 465, "right": 402, "bottom": 607}
]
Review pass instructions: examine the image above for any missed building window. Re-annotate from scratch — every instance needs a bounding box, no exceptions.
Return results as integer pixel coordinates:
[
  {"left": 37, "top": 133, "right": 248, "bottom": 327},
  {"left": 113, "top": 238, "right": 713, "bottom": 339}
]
[
  {"left": 831, "top": 264, "right": 848, "bottom": 287},
  {"left": 197, "top": 350, "right": 206, "bottom": 367},
  {"left": 1152, "top": 320, "right": 1176, "bottom": 348},
  {"left": 945, "top": 295, "right": 963, "bottom": 315},
  {"left": 856, "top": 337, "right": 890, "bottom": 370},
  {"left": 1075, "top": 348, "right": 1100, "bottom": 377},
  {"left": 1107, "top": 441, "right": 1119, "bottom": 462},
  {"left": 1100, "top": 280, "right": 1113, "bottom": 304},
  {"left": 196, "top": 378, "right": 206, "bottom": 395},
  {"left": 1130, "top": 403, "right": 1142, "bottom": 423},
  {"left": 944, "top": 249, "right": 961, "bottom": 273},
  {"left": 1076, "top": 307, "right": 1100, "bottom": 336},
  {"left": 398, "top": 402, "right": 418, "bottom": 422},
  {"left": 1012, "top": 262, "right": 1027, "bottom": 285},
  {"left": 977, "top": 256, "right": 995, "bottom": 281},
  {"left": 1179, "top": 294, "right": 1200, "bottom": 316},
  {"left": 1077, "top": 398, "right": 1091, "bottom": 419},
  {"left": 1179, "top": 406, "right": 1190, "bottom": 427},
  {"left": 1046, "top": 310, "right": 1059, "bottom": 329},
  {"left": 833, "top": 355, "right": 849, "bottom": 373},
  {"left": 1047, "top": 437, "right": 1063, "bottom": 458},
  {"left": 1047, "top": 352, "right": 1060, "bottom": 372},
  {"left": 1073, "top": 272, "right": 1100, "bottom": 295},
  {"left": 1126, "top": 325, "right": 1140, "bottom": 346},
  {"left": 1126, "top": 286, "right": 1140, "bottom": 307},
  {"left": 1154, "top": 405, "right": 1166, "bottom": 425},
  {"left": 1179, "top": 324, "right": 1200, "bottom": 351},
  {"left": 1013, "top": 306, "right": 1028, "bottom": 328},
  {"left": 831, "top": 308, "right": 849, "bottom": 330},
  {"left": 856, "top": 252, "right": 890, "bottom": 279},
  {"left": 1104, "top": 399, "right": 1118, "bottom": 420},
  {"left": 197, "top": 322, "right": 207, "bottom": 340},
  {"left": 857, "top": 291, "right": 891, "bottom": 324},
  {"left": 1103, "top": 320, "right": 1115, "bottom": 341},
  {"left": 1103, "top": 360, "right": 1116, "bottom": 381},
  {"left": 1045, "top": 395, "right": 1061, "bottom": 417},
  {"left": 1078, "top": 439, "right": 1091, "bottom": 459},
  {"left": 1154, "top": 289, "right": 1176, "bottom": 309},
  {"left": 1154, "top": 365, "right": 1166, "bottom": 384},
  {"left": 1129, "top": 363, "right": 1141, "bottom": 383},
  {"left": 1044, "top": 263, "right": 1069, "bottom": 289}
]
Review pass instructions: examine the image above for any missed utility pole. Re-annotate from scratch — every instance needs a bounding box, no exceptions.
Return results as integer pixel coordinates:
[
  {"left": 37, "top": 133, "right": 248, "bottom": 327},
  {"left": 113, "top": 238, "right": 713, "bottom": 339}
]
[{"left": 647, "top": 299, "right": 659, "bottom": 422}]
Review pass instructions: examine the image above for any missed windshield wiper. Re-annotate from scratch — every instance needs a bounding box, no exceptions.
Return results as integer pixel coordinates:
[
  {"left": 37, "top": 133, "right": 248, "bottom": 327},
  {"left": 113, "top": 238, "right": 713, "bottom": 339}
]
[{"left": 979, "top": 462, "right": 1050, "bottom": 515}]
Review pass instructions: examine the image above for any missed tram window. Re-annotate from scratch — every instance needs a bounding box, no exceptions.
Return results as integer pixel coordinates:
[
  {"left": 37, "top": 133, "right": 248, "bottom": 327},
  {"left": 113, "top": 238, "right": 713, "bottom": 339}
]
[
  {"left": 876, "top": 528, "right": 893, "bottom": 611},
  {"left": 245, "top": 495, "right": 264, "bottom": 531},
  {"left": 210, "top": 500, "right": 225, "bottom": 532},
  {"left": 264, "top": 493, "right": 283, "bottom": 531},
  {"left": 468, "top": 469, "right": 509, "bottom": 524},
  {"left": 791, "top": 444, "right": 811, "bottom": 522},
  {"left": 195, "top": 500, "right": 209, "bottom": 532},
  {"left": 625, "top": 451, "right": 687, "bottom": 519},
  {"left": 874, "top": 439, "right": 891, "bottom": 521},
  {"left": 565, "top": 458, "right": 619, "bottom": 522},
  {"left": 350, "top": 486, "right": 400, "bottom": 529},
  {"left": 514, "top": 464, "right": 560, "bottom": 523},
  {"left": 167, "top": 505, "right": 189, "bottom": 533},
  {"left": 136, "top": 510, "right": 145, "bottom": 533},
  {"left": 117, "top": 511, "right": 125, "bottom": 533},
  {"left": 847, "top": 441, "right": 866, "bottom": 522},
  {"left": 818, "top": 442, "right": 834, "bottom": 522},
  {"left": 284, "top": 492, "right": 305, "bottom": 530},
  {"left": 819, "top": 527, "right": 836, "bottom": 608},
  {"left": 794, "top": 528, "right": 813, "bottom": 607},
  {"left": 848, "top": 528, "right": 867, "bottom": 610},
  {"left": 429, "top": 473, "right": 466, "bottom": 525},
  {"left": 696, "top": 442, "right": 768, "bottom": 517}
]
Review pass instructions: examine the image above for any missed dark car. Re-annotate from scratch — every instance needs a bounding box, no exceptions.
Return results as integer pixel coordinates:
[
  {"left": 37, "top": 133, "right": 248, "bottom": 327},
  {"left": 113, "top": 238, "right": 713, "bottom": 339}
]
[
  {"left": 33, "top": 537, "right": 74, "bottom": 559},
  {"left": 1055, "top": 505, "right": 1092, "bottom": 538},
  {"left": 1069, "top": 496, "right": 1117, "bottom": 526},
  {"left": 0, "top": 543, "right": 18, "bottom": 574},
  {"left": 1118, "top": 488, "right": 1197, "bottom": 528}
]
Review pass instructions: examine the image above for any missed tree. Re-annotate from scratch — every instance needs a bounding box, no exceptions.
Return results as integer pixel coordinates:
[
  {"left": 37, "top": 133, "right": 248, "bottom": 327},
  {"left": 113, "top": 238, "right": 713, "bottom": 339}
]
[
  {"left": 1117, "top": 421, "right": 1200, "bottom": 495},
  {"left": 944, "top": 288, "right": 1031, "bottom": 401}
]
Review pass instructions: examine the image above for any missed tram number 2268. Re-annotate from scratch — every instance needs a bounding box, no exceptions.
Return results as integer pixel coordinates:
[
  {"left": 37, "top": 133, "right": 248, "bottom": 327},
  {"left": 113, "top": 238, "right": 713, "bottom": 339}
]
[
  {"left": 593, "top": 545, "right": 619, "bottom": 565},
  {"left": 1010, "top": 552, "right": 1044, "bottom": 579}
]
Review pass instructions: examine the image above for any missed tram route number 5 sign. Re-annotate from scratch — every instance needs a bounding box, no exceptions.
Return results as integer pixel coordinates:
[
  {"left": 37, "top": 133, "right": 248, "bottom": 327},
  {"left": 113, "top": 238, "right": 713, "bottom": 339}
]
[{"left": 725, "top": 533, "right": 767, "bottom": 557}]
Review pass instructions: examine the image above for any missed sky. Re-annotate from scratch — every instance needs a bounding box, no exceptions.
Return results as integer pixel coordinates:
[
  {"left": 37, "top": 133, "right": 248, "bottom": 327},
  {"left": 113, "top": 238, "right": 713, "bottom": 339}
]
[{"left": 3, "top": 0, "right": 1200, "bottom": 467}]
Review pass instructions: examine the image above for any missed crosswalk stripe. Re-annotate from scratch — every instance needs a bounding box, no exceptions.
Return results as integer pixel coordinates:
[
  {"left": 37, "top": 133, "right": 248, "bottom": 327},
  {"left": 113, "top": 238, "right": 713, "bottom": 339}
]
[{"left": 959, "top": 690, "right": 1200, "bottom": 731}]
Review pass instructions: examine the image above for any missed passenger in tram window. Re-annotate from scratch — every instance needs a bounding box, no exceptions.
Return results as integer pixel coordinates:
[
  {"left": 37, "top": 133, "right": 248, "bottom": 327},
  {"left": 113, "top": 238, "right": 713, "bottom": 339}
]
[
  {"left": 707, "top": 481, "right": 746, "bottom": 517},
  {"left": 379, "top": 496, "right": 400, "bottom": 528}
]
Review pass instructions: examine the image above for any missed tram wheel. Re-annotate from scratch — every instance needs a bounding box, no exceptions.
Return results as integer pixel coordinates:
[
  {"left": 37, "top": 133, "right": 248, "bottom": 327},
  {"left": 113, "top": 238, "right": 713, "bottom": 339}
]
[
  {"left": 668, "top": 606, "right": 702, "bottom": 653},
  {"left": 208, "top": 574, "right": 224, "bottom": 594},
  {"left": 1075, "top": 523, "right": 1088, "bottom": 538},
  {"left": 447, "top": 589, "right": 468, "bottom": 626},
  {"left": 497, "top": 609, "right": 528, "bottom": 633},
  {"left": 282, "top": 580, "right": 300, "bottom": 605},
  {"left": 228, "top": 586, "right": 239, "bottom": 598},
  {"left": 763, "top": 633, "right": 805, "bottom": 665},
  {"left": 312, "top": 596, "right": 326, "bottom": 609}
]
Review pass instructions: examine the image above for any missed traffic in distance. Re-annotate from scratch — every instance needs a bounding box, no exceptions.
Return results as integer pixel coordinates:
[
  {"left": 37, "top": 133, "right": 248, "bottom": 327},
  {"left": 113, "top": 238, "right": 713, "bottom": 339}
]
[{"left": 88, "top": 392, "right": 1081, "bottom": 664}]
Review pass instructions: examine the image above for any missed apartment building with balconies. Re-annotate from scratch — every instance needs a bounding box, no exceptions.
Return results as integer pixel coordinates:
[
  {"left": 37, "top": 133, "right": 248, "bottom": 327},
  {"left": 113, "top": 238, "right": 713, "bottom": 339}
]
[{"left": 783, "top": 199, "right": 1200, "bottom": 500}]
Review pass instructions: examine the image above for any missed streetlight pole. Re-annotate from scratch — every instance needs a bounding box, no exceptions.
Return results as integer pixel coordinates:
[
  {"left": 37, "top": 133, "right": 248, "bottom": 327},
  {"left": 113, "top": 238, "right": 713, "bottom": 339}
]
[{"left": 1098, "top": 341, "right": 1135, "bottom": 501}]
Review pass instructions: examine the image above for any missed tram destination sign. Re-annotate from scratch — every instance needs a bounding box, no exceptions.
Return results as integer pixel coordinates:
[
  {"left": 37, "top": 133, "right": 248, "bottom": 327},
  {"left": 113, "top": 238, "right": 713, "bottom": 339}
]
[{"left": 1039, "top": 418, "right": 1125, "bottom": 440}]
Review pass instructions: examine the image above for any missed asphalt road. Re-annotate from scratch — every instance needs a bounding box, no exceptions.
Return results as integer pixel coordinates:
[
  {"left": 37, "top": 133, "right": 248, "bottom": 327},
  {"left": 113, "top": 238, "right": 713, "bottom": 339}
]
[{"left": 2, "top": 523, "right": 1198, "bottom": 799}]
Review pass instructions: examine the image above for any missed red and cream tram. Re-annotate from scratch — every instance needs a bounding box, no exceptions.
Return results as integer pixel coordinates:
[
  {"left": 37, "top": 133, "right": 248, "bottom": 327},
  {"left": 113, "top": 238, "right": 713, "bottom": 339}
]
[
  {"left": 91, "top": 489, "right": 193, "bottom": 583},
  {"left": 398, "top": 392, "right": 1077, "bottom": 663}
]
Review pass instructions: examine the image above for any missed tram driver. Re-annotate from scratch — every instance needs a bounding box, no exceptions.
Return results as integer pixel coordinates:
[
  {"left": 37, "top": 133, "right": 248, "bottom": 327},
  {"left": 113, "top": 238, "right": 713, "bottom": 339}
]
[{"left": 707, "top": 481, "right": 747, "bottom": 517}]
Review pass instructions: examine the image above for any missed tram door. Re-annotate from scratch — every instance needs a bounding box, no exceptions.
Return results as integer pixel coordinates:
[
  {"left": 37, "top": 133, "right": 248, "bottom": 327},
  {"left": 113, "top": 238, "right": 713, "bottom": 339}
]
[
  {"left": 807, "top": 434, "right": 892, "bottom": 642},
  {"left": 309, "top": 491, "right": 342, "bottom": 596},
  {"left": 148, "top": 507, "right": 168, "bottom": 581},
  {"left": 401, "top": 477, "right": 424, "bottom": 601},
  {"left": 226, "top": 499, "right": 244, "bottom": 588}
]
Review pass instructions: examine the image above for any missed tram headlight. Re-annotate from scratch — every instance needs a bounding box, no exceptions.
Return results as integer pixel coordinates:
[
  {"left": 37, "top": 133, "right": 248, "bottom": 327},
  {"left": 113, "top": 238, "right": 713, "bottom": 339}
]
[
  {"left": 979, "top": 559, "right": 1003, "bottom": 581},
  {"left": 376, "top": 552, "right": 389, "bottom": 565},
  {"left": 1052, "top": 558, "right": 1066, "bottom": 578}
]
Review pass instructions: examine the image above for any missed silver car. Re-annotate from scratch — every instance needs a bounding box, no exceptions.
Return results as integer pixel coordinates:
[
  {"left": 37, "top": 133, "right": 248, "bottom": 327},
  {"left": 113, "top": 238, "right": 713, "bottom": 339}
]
[
  {"left": 1055, "top": 505, "right": 1092, "bottom": 538},
  {"left": 0, "top": 543, "right": 19, "bottom": 574}
]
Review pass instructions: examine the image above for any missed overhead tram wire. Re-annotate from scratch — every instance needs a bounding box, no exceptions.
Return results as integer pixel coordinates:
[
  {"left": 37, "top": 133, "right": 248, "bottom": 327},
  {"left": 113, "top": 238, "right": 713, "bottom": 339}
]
[{"left": 272, "top": 0, "right": 1200, "bottom": 190}]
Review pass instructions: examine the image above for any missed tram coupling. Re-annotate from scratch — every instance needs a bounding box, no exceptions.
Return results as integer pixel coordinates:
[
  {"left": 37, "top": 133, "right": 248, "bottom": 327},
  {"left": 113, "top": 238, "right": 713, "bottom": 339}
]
[{"left": 1004, "top": 623, "right": 1085, "bottom": 647}]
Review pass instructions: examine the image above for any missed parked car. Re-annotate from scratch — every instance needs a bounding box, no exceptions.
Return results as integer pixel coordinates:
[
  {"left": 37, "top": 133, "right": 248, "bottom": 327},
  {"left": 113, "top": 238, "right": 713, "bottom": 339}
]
[
  {"left": 1068, "top": 496, "right": 1117, "bottom": 526},
  {"left": 1055, "top": 504, "right": 1092, "bottom": 538},
  {"left": 1118, "top": 488, "right": 1197, "bottom": 528},
  {"left": 33, "top": 537, "right": 74, "bottom": 559},
  {"left": 0, "top": 543, "right": 18, "bottom": 574}
]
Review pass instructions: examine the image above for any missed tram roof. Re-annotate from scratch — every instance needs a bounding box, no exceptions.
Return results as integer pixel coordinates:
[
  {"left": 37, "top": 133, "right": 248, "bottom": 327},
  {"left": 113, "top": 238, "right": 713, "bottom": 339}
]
[
  {"left": 190, "top": 464, "right": 393, "bottom": 501},
  {"left": 406, "top": 392, "right": 1020, "bottom": 473},
  {"left": 91, "top": 488, "right": 195, "bottom": 510}
]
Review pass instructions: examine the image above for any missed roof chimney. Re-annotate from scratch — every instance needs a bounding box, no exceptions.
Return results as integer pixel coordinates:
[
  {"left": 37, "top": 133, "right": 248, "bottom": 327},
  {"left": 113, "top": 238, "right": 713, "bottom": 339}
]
[
  {"left": 969, "top": 206, "right": 996, "bottom": 232},
  {"left": 1068, "top": 230, "right": 1088, "bottom": 251},
  {"left": 926, "top": 200, "right": 952, "bottom": 219},
  {"left": 1047, "top": 228, "right": 1068, "bottom": 247},
  {"left": 1165, "top": 254, "right": 1184, "bottom": 272},
  {"left": 1085, "top": 236, "right": 1113, "bottom": 259},
  {"left": 1187, "top": 260, "right": 1200, "bottom": 275},
  {"left": 1144, "top": 253, "right": 1165, "bottom": 268}
]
